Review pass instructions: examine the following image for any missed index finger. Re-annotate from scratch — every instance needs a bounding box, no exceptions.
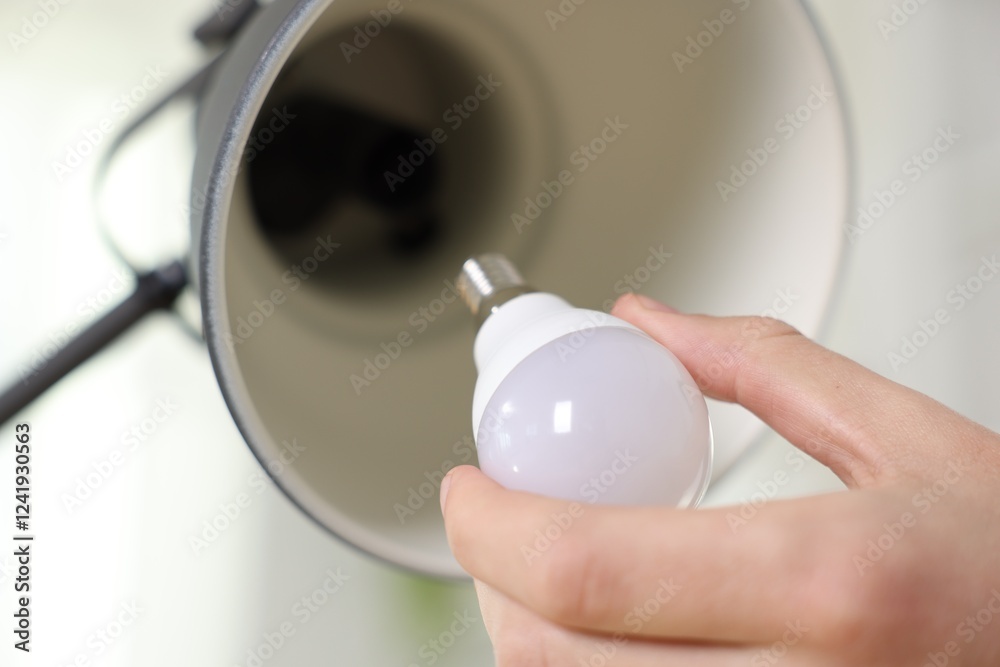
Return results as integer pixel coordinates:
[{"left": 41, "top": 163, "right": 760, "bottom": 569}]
[{"left": 613, "top": 295, "right": 982, "bottom": 486}]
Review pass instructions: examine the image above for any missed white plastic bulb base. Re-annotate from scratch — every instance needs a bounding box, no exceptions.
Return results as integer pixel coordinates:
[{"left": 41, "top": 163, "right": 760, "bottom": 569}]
[{"left": 471, "top": 292, "right": 713, "bottom": 508}]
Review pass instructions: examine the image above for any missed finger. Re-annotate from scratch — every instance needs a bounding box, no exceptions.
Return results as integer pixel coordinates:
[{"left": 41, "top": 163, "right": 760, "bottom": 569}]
[
  {"left": 613, "top": 294, "right": 984, "bottom": 486},
  {"left": 476, "top": 581, "right": 789, "bottom": 667},
  {"left": 443, "top": 466, "right": 869, "bottom": 646}
]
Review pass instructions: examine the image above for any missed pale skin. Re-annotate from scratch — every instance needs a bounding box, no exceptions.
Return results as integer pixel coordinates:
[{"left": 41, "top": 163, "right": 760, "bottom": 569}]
[{"left": 440, "top": 293, "right": 1000, "bottom": 666}]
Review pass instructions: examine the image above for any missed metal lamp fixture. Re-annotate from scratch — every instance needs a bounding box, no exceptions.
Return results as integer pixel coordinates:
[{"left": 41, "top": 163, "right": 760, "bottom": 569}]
[{"left": 1, "top": 0, "right": 850, "bottom": 579}]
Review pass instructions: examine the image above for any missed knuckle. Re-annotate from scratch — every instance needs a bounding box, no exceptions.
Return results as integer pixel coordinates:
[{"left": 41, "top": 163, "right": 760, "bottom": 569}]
[
  {"left": 756, "top": 317, "right": 800, "bottom": 338},
  {"left": 534, "top": 530, "right": 615, "bottom": 628},
  {"left": 753, "top": 320, "right": 808, "bottom": 357},
  {"left": 732, "top": 319, "right": 805, "bottom": 383},
  {"left": 737, "top": 314, "right": 801, "bottom": 345},
  {"left": 805, "top": 563, "right": 879, "bottom": 647},
  {"left": 803, "top": 527, "right": 930, "bottom": 649}
]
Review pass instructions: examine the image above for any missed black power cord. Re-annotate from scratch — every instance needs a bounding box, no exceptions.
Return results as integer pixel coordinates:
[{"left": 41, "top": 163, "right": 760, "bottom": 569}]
[
  {"left": 0, "top": 262, "right": 189, "bottom": 425},
  {"left": 0, "top": 2, "right": 268, "bottom": 425}
]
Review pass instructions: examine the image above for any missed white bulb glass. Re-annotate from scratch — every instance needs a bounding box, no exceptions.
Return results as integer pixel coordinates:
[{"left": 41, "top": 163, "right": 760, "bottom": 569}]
[{"left": 470, "top": 293, "right": 713, "bottom": 508}]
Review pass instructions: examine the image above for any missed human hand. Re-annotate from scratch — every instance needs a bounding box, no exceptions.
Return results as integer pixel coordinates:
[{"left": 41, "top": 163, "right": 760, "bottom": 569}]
[{"left": 440, "top": 293, "right": 1000, "bottom": 666}]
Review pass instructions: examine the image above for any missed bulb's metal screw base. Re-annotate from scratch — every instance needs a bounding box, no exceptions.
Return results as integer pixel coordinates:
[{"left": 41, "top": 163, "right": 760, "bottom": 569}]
[{"left": 457, "top": 254, "right": 536, "bottom": 328}]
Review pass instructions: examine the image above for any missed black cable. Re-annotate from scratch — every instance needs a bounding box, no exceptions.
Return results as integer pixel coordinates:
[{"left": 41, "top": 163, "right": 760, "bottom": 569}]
[
  {"left": 1, "top": 4, "right": 267, "bottom": 425},
  {"left": 0, "top": 261, "right": 189, "bottom": 426},
  {"left": 0, "top": 6, "right": 270, "bottom": 426},
  {"left": 92, "top": 54, "right": 221, "bottom": 273},
  {"left": 90, "top": 55, "right": 222, "bottom": 347}
]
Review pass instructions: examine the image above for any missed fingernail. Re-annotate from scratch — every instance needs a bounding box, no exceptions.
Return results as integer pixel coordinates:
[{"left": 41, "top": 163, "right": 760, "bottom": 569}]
[
  {"left": 440, "top": 471, "right": 453, "bottom": 514},
  {"left": 634, "top": 294, "right": 680, "bottom": 314}
]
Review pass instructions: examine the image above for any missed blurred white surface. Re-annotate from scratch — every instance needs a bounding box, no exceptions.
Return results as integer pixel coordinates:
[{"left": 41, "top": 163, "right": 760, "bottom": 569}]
[
  {"left": 708, "top": 0, "right": 1000, "bottom": 506},
  {"left": 0, "top": 1, "right": 998, "bottom": 665}
]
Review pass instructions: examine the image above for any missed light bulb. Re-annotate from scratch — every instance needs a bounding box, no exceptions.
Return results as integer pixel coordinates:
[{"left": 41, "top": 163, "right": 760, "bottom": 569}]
[{"left": 457, "top": 254, "right": 713, "bottom": 508}]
